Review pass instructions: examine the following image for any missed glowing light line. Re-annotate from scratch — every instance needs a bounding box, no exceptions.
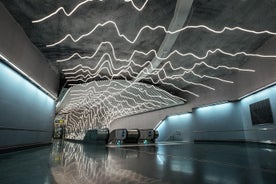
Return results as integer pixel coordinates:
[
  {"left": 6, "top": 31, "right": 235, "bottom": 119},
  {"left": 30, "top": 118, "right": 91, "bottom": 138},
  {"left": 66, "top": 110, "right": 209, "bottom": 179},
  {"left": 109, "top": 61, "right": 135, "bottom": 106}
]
[
  {"left": 70, "top": 82, "right": 182, "bottom": 108},
  {"left": 64, "top": 67, "right": 202, "bottom": 96},
  {"left": 70, "top": 90, "right": 165, "bottom": 110},
  {"left": 127, "top": 0, "right": 149, "bottom": 11},
  {"left": 58, "top": 79, "right": 186, "bottom": 132},
  {"left": 60, "top": 80, "right": 178, "bottom": 124},
  {"left": 73, "top": 80, "right": 186, "bottom": 102},
  {"left": 47, "top": 21, "right": 276, "bottom": 47},
  {"left": 67, "top": 70, "right": 200, "bottom": 97},
  {"left": 69, "top": 87, "right": 173, "bottom": 107},
  {"left": 32, "top": 0, "right": 149, "bottom": 23},
  {"left": 62, "top": 58, "right": 254, "bottom": 88},
  {"left": 70, "top": 94, "right": 159, "bottom": 115},
  {"left": 69, "top": 82, "right": 179, "bottom": 107},
  {"left": 71, "top": 86, "right": 177, "bottom": 106},
  {"left": 64, "top": 65, "right": 212, "bottom": 91},
  {"left": 68, "top": 93, "right": 153, "bottom": 116},
  {"left": 32, "top": 0, "right": 94, "bottom": 23},
  {"left": 57, "top": 41, "right": 276, "bottom": 63}
]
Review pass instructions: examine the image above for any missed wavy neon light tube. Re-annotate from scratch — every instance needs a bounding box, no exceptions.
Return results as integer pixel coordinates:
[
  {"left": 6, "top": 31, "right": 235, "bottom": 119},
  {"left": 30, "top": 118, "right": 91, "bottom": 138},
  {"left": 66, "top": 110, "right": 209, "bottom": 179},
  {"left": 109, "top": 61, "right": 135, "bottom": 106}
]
[
  {"left": 149, "top": 60, "right": 254, "bottom": 81},
  {"left": 61, "top": 58, "right": 253, "bottom": 77},
  {"left": 69, "top": 83, "right": 177, "bottom": 107},
  {"left": 32, "top": 0, "right": 94, "bottom": 23},
  {"left": 32, "top": 0, "right": 149, "bottom": 23},
  {"left": 63, "top": 66, "right": 202, "bottom": 96},
  {"left": 69, "top": 89, "right": 166, "bottom": 110},
  {"left": 68, "top": 94, "right": 159, "bottom": 116},
  {"left": 68, "top": 88, "right": 173, "bottom": 109},
  {"left": 126, "top": 0, "right": 149, "bottom": 11},
  {"left": 72, "top": 98, "right": 157, "bottom": 119},
  {"left": 47, "top": 20, "right": 276, "bottom": 47},
  {"left": 63, "top": 68, "right": 249, "bottom": 87},
  {"left": 66, "top": 80, "right": 184, "bottom": 108},
  {"left": 62, "top": 57, "right": 254, "bottom": 87},
  {"left": 65, "top": 74, "right": 216, "bottom": 99},
  {"left": 70, "top": 86, "right": 178, "bottom": 106},
  {"left": 67, "top": 94, "right": 146, "bottom": 115},
  {"left": 68, "top": 81, "right": 185, "bottom": 110},
  {"left": 71, "top": 80, "right": 185, "bottom": 102},
  {"left": 63, "top": 93, "right": 161, "bottom": 120},
  {"left": 65, "top": 68, "right": 201, "bottom": 97},
  {"left": 57, "top": 41, "right": 276, "bottom": 63},
  {"left": 64, "top": 65, "right": 213, "bottom": 91},
  {"left": 65, "top": 101, "right": 147, "bottom": 130}
]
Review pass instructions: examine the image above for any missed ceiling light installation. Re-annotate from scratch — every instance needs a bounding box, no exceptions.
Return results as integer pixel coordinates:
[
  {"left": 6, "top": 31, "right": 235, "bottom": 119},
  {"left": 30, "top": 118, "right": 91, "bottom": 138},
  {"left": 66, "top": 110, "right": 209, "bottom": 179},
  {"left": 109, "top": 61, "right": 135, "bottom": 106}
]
[
  {"left": 62, "top": 58, "right": 255, "bottom": 97},
  {"left": 57, "top": 40, "right": 256, "bottom": 96},
  {"left": 42, "top": 19, "right": 276, "bottom": 94},
  {"left": 45, "top": 20, "right": 276, "bottom": 47},
  {"left": 32, "top": 0, "right": 149, "bottom": 23},
  {"left": 31, "top": 1, "right": 275, "bottom": 96},
  {"left": 56, "top": 41, "right": 276, "bottom": 63},
  {"left": 28, "top": 0, "right": 276, "bottom": 131},
  {"left": 58, "top": 80, "right": 184, "bottom": 140}
]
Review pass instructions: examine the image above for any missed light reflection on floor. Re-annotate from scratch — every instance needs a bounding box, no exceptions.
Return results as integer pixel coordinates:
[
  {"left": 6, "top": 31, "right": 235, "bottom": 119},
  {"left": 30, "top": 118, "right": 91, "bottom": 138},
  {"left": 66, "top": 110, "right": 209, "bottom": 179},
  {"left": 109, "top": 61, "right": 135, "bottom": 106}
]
[
  {"left": 1, "top": 141, "right": 276, "bottom": 184},
  {"left": 50, "top": 141, "right": 163, "bottom": 184}
]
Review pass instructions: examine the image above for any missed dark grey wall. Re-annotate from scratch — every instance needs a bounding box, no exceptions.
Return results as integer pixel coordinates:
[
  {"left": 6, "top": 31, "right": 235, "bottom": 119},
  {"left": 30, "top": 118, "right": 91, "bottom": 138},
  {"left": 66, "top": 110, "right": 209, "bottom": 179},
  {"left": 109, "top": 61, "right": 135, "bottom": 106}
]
[
  {"left": 0, "top": 3, "right": 59, "bottom": 97},
  {"left": 0, "top": 62, "right": 55, "bottom": 148},
  {"left": 156, "top": 85, "right": 276, "bottom": 143}
]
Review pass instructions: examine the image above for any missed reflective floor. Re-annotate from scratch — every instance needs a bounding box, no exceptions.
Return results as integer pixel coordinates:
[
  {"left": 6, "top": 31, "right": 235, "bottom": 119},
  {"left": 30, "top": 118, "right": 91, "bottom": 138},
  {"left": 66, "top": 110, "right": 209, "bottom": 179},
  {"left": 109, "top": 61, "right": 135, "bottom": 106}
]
[{"left": 1, "top": 141, "right": 276, "bottom": 184}]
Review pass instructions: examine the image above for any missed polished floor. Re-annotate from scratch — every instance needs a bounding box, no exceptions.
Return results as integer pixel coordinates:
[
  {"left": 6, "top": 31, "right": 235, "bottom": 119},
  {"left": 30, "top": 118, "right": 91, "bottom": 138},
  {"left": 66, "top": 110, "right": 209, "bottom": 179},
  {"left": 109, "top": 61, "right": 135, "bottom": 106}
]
[{"left": 1, "top": 141, "right": 276, "bottom": 184}]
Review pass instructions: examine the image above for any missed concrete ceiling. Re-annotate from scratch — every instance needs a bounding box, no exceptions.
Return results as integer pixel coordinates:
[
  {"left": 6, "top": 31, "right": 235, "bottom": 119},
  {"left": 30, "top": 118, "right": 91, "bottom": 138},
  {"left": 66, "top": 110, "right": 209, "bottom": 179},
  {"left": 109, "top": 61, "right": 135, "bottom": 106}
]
[{"left": 1, "top": 0, "right": 276, "bottom": 128}]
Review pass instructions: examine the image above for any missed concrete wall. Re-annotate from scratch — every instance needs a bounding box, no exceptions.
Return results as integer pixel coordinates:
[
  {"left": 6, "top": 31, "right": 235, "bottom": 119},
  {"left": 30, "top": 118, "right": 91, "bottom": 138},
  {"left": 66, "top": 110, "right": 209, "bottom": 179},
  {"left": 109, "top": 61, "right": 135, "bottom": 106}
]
[
  {"left": 0, "top": 62, "right": 55, "bottom": 149},
  {"left": 0, "top": 3, "right": 59, "bottom": 97},
  {"left": 156, "top": 84, "right": 276, "bottom": 143}
]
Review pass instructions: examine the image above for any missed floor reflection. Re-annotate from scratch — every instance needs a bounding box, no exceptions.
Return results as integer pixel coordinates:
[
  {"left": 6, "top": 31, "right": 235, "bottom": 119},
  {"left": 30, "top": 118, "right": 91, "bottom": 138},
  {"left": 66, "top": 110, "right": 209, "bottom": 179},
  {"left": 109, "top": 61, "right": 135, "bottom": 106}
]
[
  {"left": 49, "top": 141, "right": 276, "bottom": 184},
  {"left": 0, "top": 146, "right": 56, "bottom": 184},
  {"left": 49, "top": 140, "right": 164, "bottom": 184},
  {"left": 1, "top": 141, "right": 276, "bottom": 184}
]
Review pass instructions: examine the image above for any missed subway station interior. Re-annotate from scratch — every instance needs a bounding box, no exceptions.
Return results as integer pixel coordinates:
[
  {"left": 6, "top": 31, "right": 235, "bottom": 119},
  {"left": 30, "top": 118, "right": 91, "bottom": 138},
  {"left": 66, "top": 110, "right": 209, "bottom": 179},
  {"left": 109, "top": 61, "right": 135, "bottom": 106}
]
[{"left": 1, "top": 0, "right": 276, "bottom": 183}]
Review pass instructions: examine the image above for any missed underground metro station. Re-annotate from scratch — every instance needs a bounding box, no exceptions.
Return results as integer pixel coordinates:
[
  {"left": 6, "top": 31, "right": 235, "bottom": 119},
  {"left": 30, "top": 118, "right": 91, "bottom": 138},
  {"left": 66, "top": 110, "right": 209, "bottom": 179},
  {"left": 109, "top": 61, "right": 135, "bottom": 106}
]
[{"left": 1, "top": 0, "right": 276, "bottom": 183}]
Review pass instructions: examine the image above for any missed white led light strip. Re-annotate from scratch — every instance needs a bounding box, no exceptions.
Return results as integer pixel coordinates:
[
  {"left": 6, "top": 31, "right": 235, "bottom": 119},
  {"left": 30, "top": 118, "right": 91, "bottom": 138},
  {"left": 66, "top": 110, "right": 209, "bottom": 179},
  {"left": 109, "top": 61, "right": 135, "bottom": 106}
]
[
  {"left": 32, "top": 0, "right": 149, "bottom": 23},
  {"left": 67, "top": 89, "right": 165, "bottom": 111},
  {"left": 71, "top": 80, "right": 185, "bottom": 102},
  {"left": 61, "top": 56, "right": 254, "bottom": 93},
  {"left": 63, "top": 66, "right": 201, "bottom": 96},
  {"left": 61, "top": 57, "right": 254, "bottom": 79},
  {"left": 59, "top": 80, "right": 182, "bottom": 128},
  {"left": 57, "top": 41, "right": 276, "bottom": 63},
  {"left": 47, "top": 20, "right": 276, "bottom": 47},
  {"left": 69, "top": 80, "right": 183, "bottom": 105},
  {"left": 68, "top": 81, "right": 183, "bottom": 106},
  {"left": 66, "top": 94, "right": 159, "bottom": 117},
  {"left": 70, "top": 87, "right": 176, "bottom": 107},
  {"left": 64, "top": 64, "right": 212, "bottom": 92}
]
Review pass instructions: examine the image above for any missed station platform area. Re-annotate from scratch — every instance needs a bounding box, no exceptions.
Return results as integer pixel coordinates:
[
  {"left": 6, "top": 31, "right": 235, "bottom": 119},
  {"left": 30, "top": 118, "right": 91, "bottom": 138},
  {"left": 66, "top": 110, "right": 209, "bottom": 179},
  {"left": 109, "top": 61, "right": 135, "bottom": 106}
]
[{"left": 1, "top": 141, "right": 276, "bottom": 184}]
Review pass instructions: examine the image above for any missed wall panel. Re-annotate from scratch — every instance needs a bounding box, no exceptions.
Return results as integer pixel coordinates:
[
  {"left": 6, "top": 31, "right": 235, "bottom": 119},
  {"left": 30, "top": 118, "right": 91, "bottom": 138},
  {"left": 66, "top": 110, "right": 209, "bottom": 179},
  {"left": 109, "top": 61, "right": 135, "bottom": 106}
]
[{"left": 0, "top": 62, "right": 55, "bottom": 149}]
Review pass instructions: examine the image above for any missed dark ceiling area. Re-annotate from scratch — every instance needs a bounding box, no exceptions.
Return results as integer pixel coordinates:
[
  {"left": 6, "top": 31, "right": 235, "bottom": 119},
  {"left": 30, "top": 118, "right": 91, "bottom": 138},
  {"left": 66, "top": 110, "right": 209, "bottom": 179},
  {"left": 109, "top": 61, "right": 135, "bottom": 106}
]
[{"left": 1, "top": 0, "right": 276, "bottom": 101}]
